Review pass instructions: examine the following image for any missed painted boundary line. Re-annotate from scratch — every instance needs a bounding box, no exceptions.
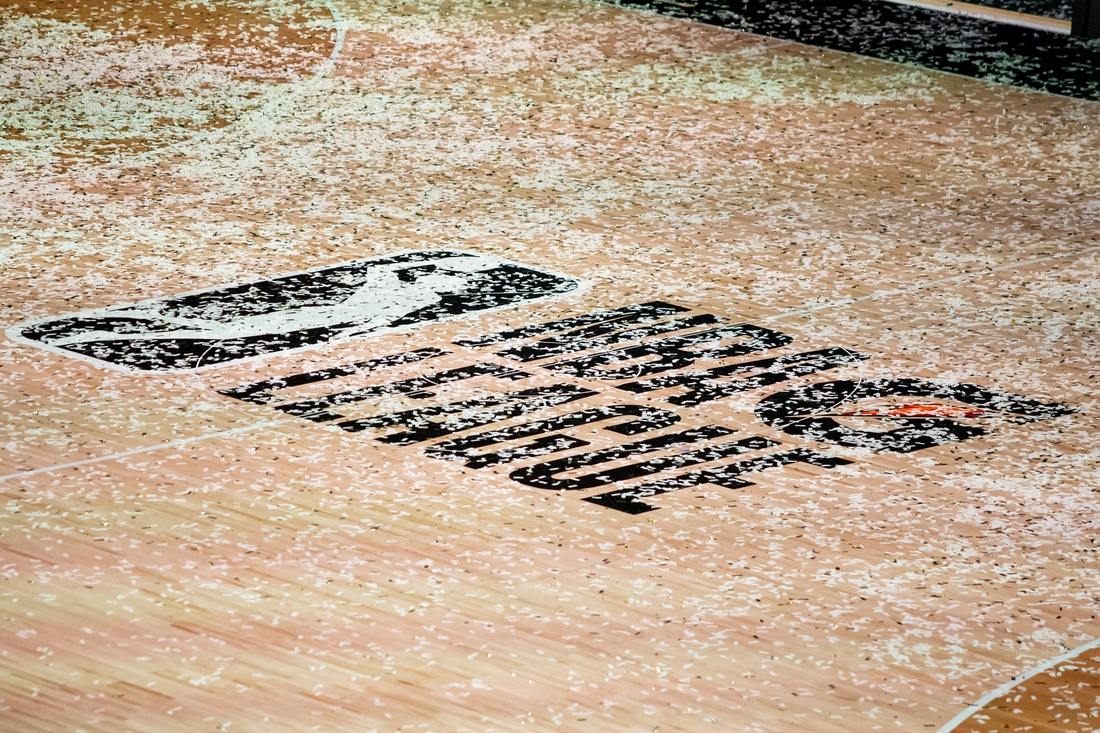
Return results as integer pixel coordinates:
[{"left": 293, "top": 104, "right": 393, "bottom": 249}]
[
  {"left": 935, "top": 636, "right": 1100, "bottom": 732},
  {"left": 0, "top": 421, "right": 281, "bottom": 484}
]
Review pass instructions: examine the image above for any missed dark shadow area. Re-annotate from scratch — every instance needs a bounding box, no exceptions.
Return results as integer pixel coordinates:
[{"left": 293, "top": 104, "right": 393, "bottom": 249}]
[{"left": 609, "top": 0, "right": 1100, "bottom": 100}]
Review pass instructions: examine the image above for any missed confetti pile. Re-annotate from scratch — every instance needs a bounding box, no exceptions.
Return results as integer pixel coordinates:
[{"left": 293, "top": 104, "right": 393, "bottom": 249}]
[{"left": 0, "top": 0, "right": 1098, "bottom": 731}]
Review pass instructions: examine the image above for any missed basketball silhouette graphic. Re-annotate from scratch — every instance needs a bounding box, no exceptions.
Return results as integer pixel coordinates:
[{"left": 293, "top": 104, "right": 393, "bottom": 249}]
[{"left": 10, "top": 251, "right": 583, "bottom": 371}]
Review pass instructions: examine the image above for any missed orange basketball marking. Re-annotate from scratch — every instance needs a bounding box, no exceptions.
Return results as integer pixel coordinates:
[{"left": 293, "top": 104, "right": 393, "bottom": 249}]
[{"left": 840, "top": 404, "right": 991, "bottom": 418}]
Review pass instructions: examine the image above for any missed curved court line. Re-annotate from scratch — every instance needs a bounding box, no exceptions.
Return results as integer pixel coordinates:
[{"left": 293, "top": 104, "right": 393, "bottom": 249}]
[
  {"left": 935, "top": 636, "right": 1100, "bottom": 733},
  {"left": 314, "top": 0, "right": 347, "bottom": 79},
  {"left": 164, "top": 0, "right": 346, "bottom": 369}
]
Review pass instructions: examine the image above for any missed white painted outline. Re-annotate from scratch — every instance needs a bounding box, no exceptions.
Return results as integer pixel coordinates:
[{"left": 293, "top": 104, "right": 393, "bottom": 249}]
[
  {"left": 5, "top": 249, "right": 589, "bottom": 374},
  {"left": 936, "top": 636, "right": 1100, "bottom": 733}
]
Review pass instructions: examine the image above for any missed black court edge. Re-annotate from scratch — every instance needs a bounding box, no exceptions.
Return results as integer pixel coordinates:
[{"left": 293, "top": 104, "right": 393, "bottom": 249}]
[{"left": 604, "top": 0, "right": 1100, "bottom": 101}]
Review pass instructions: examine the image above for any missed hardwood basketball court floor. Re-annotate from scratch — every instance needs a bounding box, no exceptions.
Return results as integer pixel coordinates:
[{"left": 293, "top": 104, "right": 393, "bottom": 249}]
[{"left": 1, "top": 0, "right": 1098, "bottom": 730}]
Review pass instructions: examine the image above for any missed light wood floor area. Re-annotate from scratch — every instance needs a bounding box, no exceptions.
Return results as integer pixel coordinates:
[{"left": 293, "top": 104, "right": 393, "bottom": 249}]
[{"left": 1, "top": 0, "right": 1098, "bottom": 731}]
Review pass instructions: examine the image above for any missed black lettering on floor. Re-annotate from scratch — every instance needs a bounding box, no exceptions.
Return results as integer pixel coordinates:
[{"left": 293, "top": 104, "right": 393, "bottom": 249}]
[
  {"left": 218, "top": 347, "right": 449, "bottom": 405},
  {"left": 338, "top": 383, "right": 598, "bottom": 445},
  {"left": 755, "top": 378, "right": 1075, "bottom": 453},
  {"left": 584, "top": 449, "right": 852, "bottom": 514},
  {"left": 424, "top": 404, "right": 682, "bottom": 468},
  {"left": 214, "top": 300, "right": 1075, "bottom": 518},
  {"left": 510, "top": 427, "right": 775, "bottom": 492},
  {"left": 453, "top": 301, "right": 689, "bottom": 348},
  {"left": 275, "top": 362, "right": 530, "bottom": 422},
  {"left": 618, "top": 348, "right": 870, "bottom": 407},
  {"left": 497, "top": 314, "right": 723, "bottom": 363},
  {"left": 543, "top": 323, "right": 794, "bottom": 381}
]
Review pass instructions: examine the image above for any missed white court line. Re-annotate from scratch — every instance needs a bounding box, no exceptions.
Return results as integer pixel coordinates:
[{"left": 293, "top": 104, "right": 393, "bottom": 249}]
[
  {"left": 936, "top": 636, "right": 1100, "bottom": 733},
  {"left": 0, "top": 421, "right": 282, "bottom": 484}
]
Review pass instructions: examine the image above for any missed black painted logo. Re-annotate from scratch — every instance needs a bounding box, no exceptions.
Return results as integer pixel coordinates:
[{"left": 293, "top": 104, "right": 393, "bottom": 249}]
[
  {"left": 219, "top": 300, "right": 1074, "bottom": 514},
  {"left": 8, "top": 250, "right": 583, "bottom": 372}
]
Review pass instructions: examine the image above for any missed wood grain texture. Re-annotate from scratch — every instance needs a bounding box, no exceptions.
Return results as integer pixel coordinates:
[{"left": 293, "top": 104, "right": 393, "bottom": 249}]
[{"left": 1, "top": 0, "right": 1098, "bottom": 731}]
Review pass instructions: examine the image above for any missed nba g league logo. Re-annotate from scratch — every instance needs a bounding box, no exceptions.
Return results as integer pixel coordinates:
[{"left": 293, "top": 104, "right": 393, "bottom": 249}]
[{"left": 10, "top": 250, "right": 1073, "bottom": 514}]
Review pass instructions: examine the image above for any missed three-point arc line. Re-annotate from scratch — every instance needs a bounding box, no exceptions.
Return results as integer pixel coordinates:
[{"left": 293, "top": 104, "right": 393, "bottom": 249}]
[{"left": 935, "top": 636, "right": 1100, "bottom": 733}]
